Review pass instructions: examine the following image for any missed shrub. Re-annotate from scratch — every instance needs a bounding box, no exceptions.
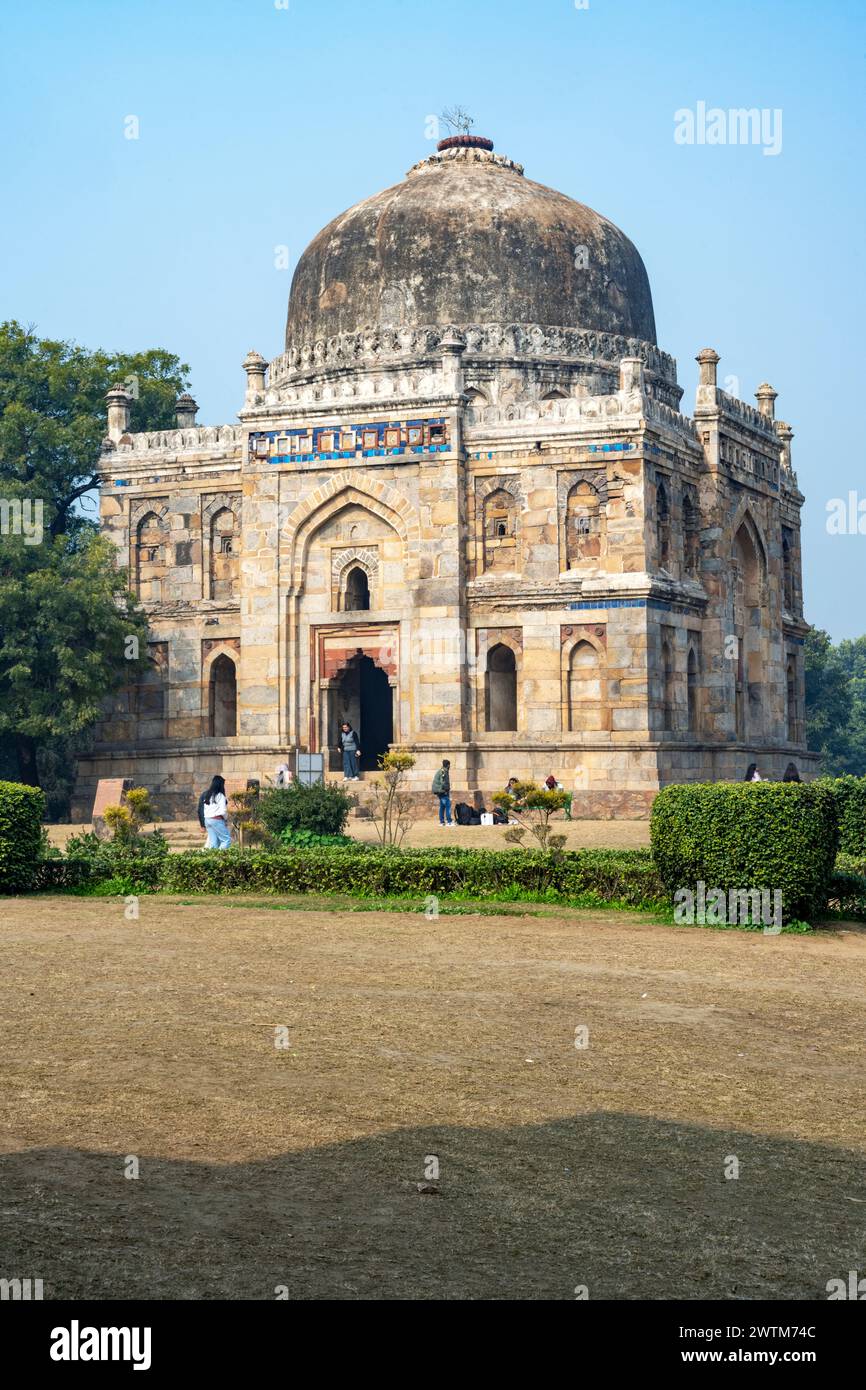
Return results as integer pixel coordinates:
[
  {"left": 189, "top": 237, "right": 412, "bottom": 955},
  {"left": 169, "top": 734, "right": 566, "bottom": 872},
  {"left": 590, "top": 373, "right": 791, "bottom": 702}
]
[
  {"left": 156, "top": 844, "right": 665, "bottom": 906},
  {"left": 0, "top": 781, "right": 46, "bottom": 893},
  {"left": 279, "top": 828, "right": 355, "bottom": 849},
  {"left": 229, "top": 789, "right": 267, "bottom": 849},
  {"left": 258, "top": 780, "right": 353, "bottom": 838},
  {"left": 39, "top": 826, "right": 61, "bottom": 860},
  {"left": 32, "top": 857, "right": 96, "bottom": 891},
  {"left": 62, "top": 828, "right": 168, "bottom": 891},
  {"left": 101, "top": 786, "right": 159, "bottom": 848},
  {"left": 820, "top": 776, "right": 866, "bottom": 856},
  {"left": 493, "top": 781, "right": 569, "bottom": 851},
  {"left": 825, "top": 869, "right": 866, "bottom": 919},
  {"left": 651, "top": 781, "right": 839, "bottom": 922},
  {"left": 367, "top": 750, "right": 416, "bottom": 848}
]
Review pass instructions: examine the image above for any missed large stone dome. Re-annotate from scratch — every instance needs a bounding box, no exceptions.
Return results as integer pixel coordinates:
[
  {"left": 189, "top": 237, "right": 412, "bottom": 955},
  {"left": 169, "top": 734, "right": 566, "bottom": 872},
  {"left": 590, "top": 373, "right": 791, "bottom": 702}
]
[{"left": 284, "top": 140, "right": 657, "bottom": 354}]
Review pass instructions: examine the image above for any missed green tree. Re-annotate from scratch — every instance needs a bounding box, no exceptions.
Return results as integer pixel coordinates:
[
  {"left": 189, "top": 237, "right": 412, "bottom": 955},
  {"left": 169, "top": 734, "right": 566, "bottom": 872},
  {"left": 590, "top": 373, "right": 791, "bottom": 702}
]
[
  {"left": 0, "top": 322, "right": 189, "bottom": 789},
  {"left": 0, "top": 529, "right": 149, "bottom": 783},
  {"left": 0, "top": 321, "right": 187, "bottom": 536},
  {"left": 805, "top": 626, "right": 856, "bottom": 775},
  {"left": 834, "top": 635, "right": 866, "bottom": 776}
]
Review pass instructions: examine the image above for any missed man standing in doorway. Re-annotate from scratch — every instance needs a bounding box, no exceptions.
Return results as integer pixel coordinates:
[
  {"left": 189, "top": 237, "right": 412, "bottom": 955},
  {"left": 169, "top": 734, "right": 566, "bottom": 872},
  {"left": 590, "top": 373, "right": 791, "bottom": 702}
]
[
  {"left": 432, "top": 759, "right": 453, "bottom": 826},
  {"left": 340, "top": 722, "right": 361, "bottom": 781}
]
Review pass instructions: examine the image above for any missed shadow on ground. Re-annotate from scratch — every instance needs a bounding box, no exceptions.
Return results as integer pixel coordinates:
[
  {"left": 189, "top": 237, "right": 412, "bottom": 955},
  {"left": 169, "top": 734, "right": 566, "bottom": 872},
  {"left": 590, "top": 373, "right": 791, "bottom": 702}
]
[{"left": 2, "top": 1112, "right": 863, "bottom": 1300}]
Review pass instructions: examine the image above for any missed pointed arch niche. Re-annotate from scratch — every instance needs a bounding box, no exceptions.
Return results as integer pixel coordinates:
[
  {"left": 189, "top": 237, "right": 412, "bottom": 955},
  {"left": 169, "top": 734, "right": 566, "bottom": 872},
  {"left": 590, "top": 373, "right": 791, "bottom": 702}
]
[
  {"left": 130, "top": 499, "right": 169, "bottom": 603},
  {"left": 560, "top": 624, "right": 608, "bottom": 733},
  {"left": 202, "top": 493, "right": 242, "bottom": 602},
  {"left": 202, "top": 639, "right": 240, "bottom": 738},
  {"left": 475, "top": 628, "right": 522, "bottom": 734},
  {"left": 474, "top": 476, "right": 522, "bottom": 578},
  {"left": 732, "top": 512, "right": 768, "bottom": 739},
  {"left": 331, "top": 546, "right": 380, "bottom": 611}
]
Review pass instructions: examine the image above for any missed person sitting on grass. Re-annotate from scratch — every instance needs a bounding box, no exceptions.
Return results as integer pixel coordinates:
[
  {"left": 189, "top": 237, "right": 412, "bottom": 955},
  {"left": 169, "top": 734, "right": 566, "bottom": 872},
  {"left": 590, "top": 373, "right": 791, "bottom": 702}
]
[{"left": 503, "top": 776, "right": 524, "bottom": 810}]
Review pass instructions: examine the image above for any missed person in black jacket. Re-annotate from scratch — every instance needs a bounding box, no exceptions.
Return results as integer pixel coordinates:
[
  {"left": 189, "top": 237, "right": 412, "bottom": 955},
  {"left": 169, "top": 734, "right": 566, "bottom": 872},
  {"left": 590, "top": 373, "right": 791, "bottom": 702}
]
[{"left": 431, "top": 759, "right": 453, "bottom": 825}]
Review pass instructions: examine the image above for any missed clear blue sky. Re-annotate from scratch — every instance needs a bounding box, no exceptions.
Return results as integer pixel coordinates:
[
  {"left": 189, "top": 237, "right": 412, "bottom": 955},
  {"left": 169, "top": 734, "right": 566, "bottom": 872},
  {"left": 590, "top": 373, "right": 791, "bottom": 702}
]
[{"left": 1, "top": 0, "right": 863, "bottom": 638}]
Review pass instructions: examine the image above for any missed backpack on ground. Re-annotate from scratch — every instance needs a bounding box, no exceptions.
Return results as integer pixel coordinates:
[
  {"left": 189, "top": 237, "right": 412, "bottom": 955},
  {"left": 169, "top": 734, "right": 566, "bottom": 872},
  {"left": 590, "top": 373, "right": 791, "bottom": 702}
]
[{"left": 454, "top": 801, "right": 472, "bottom": 826}]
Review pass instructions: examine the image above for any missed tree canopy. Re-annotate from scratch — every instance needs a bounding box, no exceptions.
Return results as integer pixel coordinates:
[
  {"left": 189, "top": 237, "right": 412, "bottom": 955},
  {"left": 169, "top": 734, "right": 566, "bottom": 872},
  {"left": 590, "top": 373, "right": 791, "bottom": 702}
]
[
  {"left": 0, "top": 321, "right": 188, "bottom": 535},
  {"left": 805, "top": 627, "right": 866, "bottom": 776},
  {"left": 0, "top": 321, "right": 189, "bottom": 795}
]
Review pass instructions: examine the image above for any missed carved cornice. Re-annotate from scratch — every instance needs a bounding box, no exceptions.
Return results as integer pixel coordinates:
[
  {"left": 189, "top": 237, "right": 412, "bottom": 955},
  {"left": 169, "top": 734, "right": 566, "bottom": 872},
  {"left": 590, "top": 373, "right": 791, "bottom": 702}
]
[
  {"left": 270, "top": 323, "right": 678, "bottom": 387},
  {"left": 406, "top": 146, "right": 525, "bottom": 178}
]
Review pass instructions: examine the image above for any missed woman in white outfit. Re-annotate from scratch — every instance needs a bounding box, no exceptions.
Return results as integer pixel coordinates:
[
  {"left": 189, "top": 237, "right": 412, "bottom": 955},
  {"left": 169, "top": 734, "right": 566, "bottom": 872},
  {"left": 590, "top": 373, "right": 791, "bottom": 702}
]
[{"left": 201, "top": 775, "right": 232, "bottom": 849}]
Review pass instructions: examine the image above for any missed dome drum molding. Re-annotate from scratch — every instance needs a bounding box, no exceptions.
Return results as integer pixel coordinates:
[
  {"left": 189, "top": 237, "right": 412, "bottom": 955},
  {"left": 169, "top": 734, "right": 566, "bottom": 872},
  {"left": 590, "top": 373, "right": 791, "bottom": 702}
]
[{"left": 266, "top": 322, "right": 683, "bottom": 411}]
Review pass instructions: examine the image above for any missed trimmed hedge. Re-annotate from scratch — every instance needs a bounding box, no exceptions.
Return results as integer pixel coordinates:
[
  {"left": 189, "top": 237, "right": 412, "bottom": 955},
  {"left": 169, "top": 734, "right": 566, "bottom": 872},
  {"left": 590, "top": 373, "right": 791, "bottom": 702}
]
[
  {"left": 149, "top": 845, "right": 665, "bottom": 906},
  {"left": 33, "top": 858, "right": 98, "bottom": 891},
  {"left": 820, "top": 776, "right": 866, "bottom": 856},
  {"left": 651, "top": 781, "right": 839, "bottom": 922},
  {"left": 0, "top": 781, "right": 46, "bottom": 894},
  {"left": 259, "top": 783, "right": 353, "bottom": 838},
  {"left": 826, "top": 869, "right": 866, "bottom": 919}
]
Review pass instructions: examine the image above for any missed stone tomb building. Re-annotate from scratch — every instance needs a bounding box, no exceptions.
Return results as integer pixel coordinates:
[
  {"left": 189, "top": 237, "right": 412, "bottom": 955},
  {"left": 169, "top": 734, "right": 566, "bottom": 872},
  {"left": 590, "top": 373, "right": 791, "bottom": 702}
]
[{"left": 74, "top": 135, "right": 813, "bottom": 819}]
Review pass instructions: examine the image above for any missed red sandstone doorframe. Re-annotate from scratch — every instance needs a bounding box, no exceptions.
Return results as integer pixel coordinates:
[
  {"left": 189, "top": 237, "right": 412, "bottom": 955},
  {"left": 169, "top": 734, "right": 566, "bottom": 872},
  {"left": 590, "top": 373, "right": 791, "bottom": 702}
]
[{"left": 309, "top": 622, "right": 399, "bottom": 754}]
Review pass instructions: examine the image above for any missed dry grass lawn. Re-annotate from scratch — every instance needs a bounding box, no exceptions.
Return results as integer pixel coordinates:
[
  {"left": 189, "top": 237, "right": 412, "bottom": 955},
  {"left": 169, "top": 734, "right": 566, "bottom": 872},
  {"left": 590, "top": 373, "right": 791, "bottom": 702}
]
[
  {"left": 1, "top": 893, "right": 864, "bottom": 1300},
  {"left": 45, "top": 817, "right": 651, "bottom": 852}
]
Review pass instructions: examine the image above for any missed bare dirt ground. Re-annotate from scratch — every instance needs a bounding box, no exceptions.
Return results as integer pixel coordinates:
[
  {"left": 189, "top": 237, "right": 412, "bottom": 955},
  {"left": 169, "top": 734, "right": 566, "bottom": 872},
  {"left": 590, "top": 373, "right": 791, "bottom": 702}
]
[
  {"left": 1, "top": 894, "right": 864, "bottom": 1300},
  {"left": 46, "top": 816, "right": 651, "bottom": 852},
  {"left": 350, "top": 816, "right": 651, "bottom": 850}
]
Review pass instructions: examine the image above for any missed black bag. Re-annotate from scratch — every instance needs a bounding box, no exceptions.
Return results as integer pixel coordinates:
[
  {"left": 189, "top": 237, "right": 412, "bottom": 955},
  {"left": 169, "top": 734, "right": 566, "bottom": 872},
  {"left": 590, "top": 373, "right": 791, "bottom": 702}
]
[
  {"left": 492, "top": 809, "right": 508, "bottom": 825},
  {"left": 468, "top": 807, "right": 482, "bottom": 825},
  {"left": 197, "top": 791, "right": 207, "bottom": 829},
  {"left": 454, "top": 801, "right": 472, "bottom": 826}
]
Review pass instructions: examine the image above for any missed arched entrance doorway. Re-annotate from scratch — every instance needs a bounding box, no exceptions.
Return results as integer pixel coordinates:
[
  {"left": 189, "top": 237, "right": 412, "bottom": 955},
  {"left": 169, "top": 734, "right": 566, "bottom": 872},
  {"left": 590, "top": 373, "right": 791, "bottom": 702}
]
[{"left": 328, "top": 653, "right": 393, "bottom": 772}]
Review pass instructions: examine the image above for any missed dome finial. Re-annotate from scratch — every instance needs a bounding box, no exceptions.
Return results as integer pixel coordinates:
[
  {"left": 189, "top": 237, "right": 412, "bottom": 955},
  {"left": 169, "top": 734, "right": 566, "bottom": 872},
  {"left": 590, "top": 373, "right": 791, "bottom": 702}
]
[
  {"left": 437, "top": 105, "right": 492, "bottom": 152},
  {"left": 439, "top": 105, "right": 475, "bottom": 136}
]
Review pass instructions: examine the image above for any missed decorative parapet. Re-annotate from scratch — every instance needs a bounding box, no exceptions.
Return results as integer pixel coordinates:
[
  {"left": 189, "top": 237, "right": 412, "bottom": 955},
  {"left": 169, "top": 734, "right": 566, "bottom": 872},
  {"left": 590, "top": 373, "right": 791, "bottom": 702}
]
[
  {"left": 716, "top": 389, "right": 778, "bottom": 439},
  {"left": 464, "top": 386, "right": 698, "bottom": 439},
  {"left": 269, "top": 322, "right": 679, "bottom": 389},
  {"left": 644, "top": 396, "right": 700, "bottom": 439},
  {"left": 695, "top": 384, "right": 778, "bottom": 441},
  {"left": 101, "top": 424, "right": 245, "bottom": 459}
]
